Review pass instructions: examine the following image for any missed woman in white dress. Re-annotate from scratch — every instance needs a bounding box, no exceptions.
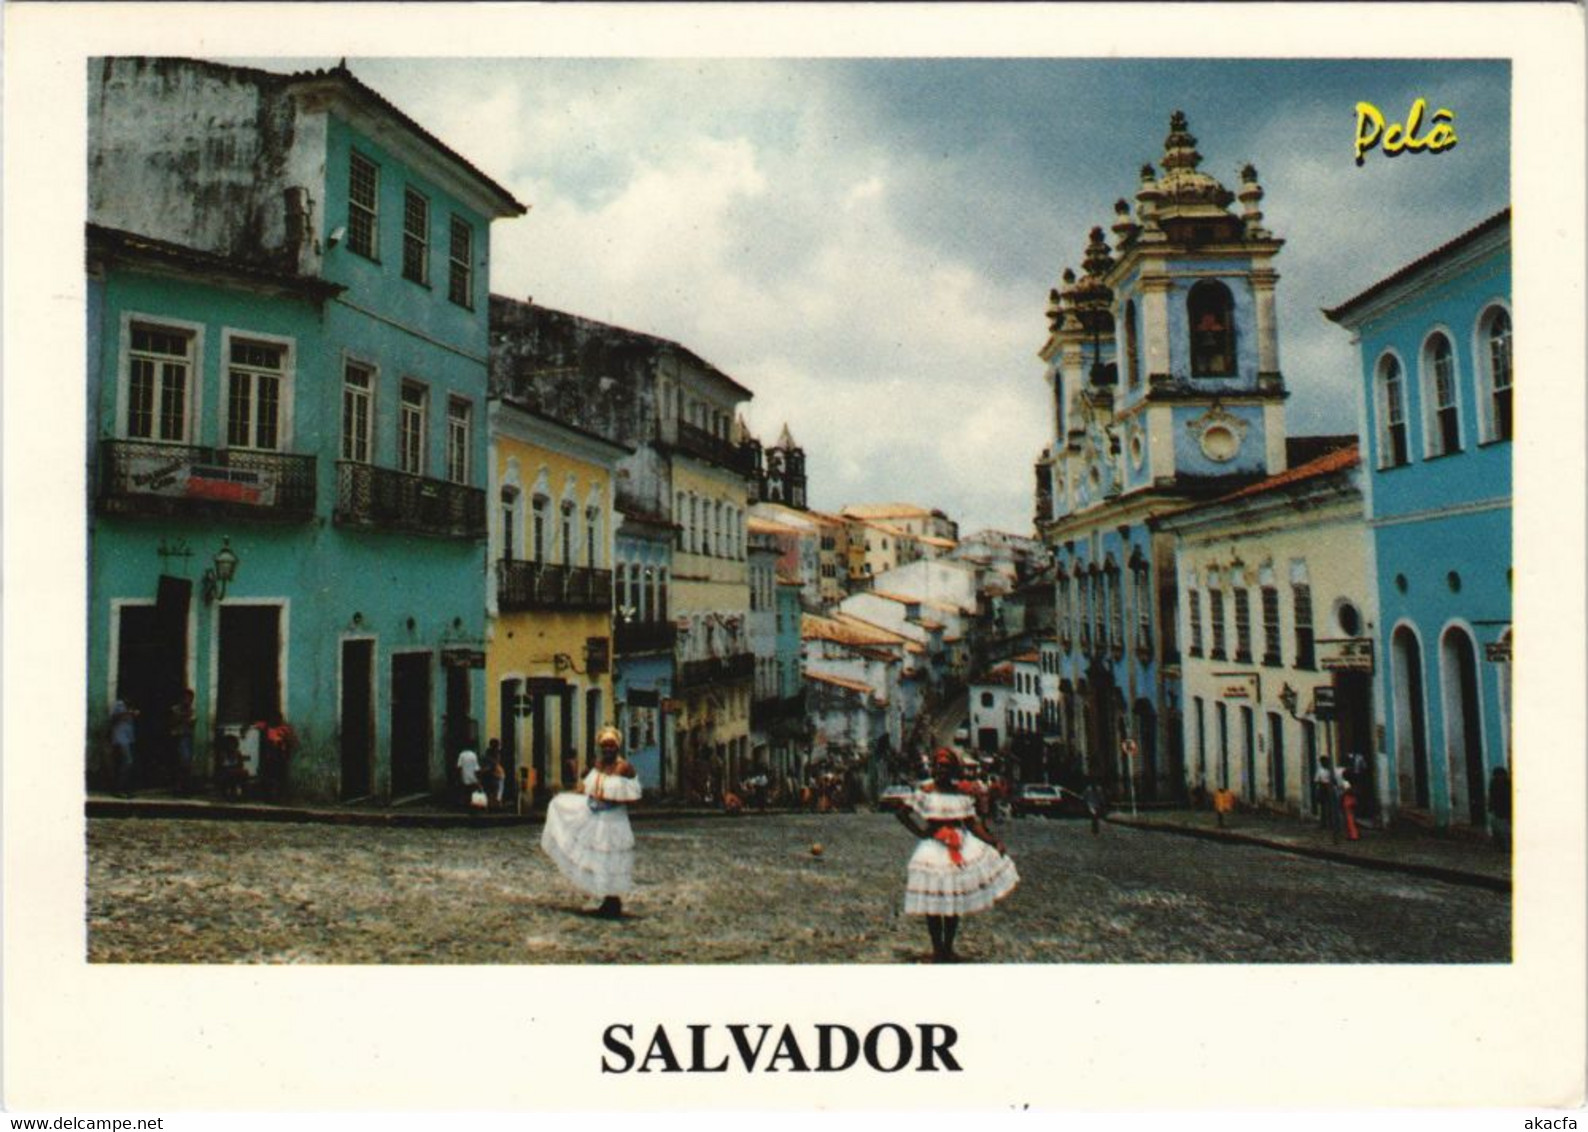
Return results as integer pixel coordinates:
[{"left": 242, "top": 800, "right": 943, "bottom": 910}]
[
  {"left": 541, "top": 726, "right": 642, "bottom": 919},
  {"left": 895, "top": 748, "right": 1019, "bottom": 962}
]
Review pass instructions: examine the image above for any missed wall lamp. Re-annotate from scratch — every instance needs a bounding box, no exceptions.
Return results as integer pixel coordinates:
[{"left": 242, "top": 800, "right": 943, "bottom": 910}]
[{"left": 202, "top": 537, "right": 240, "bottom": 604}]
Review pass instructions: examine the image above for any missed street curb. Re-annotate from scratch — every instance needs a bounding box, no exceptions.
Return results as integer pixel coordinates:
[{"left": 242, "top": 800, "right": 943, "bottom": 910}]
[
  {"left": 84, "top": 798, "right": 753, "bottom": 829},
  {"left": 1108, "top": 816, "right": 1511, "bottom": 894}
]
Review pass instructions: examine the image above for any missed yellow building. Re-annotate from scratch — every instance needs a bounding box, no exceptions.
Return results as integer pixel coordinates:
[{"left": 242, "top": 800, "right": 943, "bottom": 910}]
[
  {"left": 486, "top": 400, "right": 628, "bottom": 804},
  {"left": 671, "top": 454, "right": 753, "bottom": 795}
]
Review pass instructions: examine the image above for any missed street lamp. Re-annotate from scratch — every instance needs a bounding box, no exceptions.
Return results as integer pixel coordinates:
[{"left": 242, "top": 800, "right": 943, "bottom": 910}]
[{"left": 202, "top": 537, "right": 239, "bottom": 603}]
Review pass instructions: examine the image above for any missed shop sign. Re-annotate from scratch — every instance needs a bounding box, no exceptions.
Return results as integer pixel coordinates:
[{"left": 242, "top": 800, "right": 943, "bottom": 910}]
[
  {"left": 1216, "top": 672, "right": 1259, "bottom": 701},
  {"left": 1484, "top": 639, "right": 1512, "bottom": 663},
  {"left": 127, "top": 451, "right": 278, "bottom": 506},
  {"left": 440, "top": 647, "right": 486, "bottom": 669},
  {"left": 1311, "top": 686, "right": 1337, "bottom": 720},
  {"left": 1318, "top": 637, "right": 1375, "bottom": 673}
]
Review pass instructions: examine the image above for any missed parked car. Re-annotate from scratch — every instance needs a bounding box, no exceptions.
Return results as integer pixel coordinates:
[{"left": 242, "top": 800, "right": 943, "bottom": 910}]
[
  {"left": 1013, "top": 782, "right": 1081, "bottom": 818},
  {"left": 877, "top": 783, "right": 917, "bottom": 813}
]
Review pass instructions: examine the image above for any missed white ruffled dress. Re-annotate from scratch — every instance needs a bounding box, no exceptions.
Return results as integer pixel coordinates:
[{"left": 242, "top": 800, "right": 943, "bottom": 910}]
[
  {"left": 904, "top": 787, "right": 1019, "bottom": 916},
  {"left": 541, "top": 768, "right": 642, "bottom": 897}
]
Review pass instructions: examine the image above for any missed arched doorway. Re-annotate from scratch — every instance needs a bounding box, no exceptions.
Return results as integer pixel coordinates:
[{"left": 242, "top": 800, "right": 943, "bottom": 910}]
[
  {"left": 1441, "top": 626, "right": 1487, "bottom": 826},
  {"left": 1132, "top": 699, "right": 1157, "bottom": 801},
  {"left": 1391, "top": 626, "right": 1431, "bottom": 811}
]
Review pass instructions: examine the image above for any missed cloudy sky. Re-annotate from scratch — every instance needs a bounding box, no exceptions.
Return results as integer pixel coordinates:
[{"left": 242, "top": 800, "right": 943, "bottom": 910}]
[{"left": 266, "top": 55, "right": 1508, "bottom": 534}]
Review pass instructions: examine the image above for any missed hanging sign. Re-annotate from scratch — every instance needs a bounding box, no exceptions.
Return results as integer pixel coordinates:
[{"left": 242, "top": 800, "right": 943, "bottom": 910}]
[{"left": 1318, "top": 637, "right": 1375, "bottom": 673}]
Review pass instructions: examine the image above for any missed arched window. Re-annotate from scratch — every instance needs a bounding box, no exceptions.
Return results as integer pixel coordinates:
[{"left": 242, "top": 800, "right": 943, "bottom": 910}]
[
  {"left": 559, "top": 499, "right": 576, "bottom": 566},
  {"left": 1376, "top": 354, "right": 1410, "bottom": 468},
  {"left": 1187, "top": 280, "right": 1237, "bottom": 377},
  {"left": 1422, "top": 331, "right": 1462, "bottom": 457},
  {"left": 500, "top": 487, "right": 520, "bottom": 561},
  {"left": 1478, "top": 305, "right": 1512, "bottom": 442},
  {"left": 1124, "top": 299, "right": 1141, "bottom": 388},
  {"left": 530, "top": 495, "right": 549, "bottom": 562}
]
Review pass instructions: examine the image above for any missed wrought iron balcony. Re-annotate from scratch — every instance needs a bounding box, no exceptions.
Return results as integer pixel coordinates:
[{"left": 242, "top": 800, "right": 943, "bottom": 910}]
[
  {"left": 676, "top": 651, "right": 755, "bottom": 690},
  {"left": 614, "top": 618, "right": 678, "bottom": 655},
  {"left": 99, "top": 439, "right": 316, "bottom": 520},
  {"left": 674, "top": 419, "right": 750, "bottom": 473},
  {"left": 497, "top": 560, "right": 614, "bottom": 613},
  {"left": 335, "top": 462, "right": 485, "bottom": 540}
]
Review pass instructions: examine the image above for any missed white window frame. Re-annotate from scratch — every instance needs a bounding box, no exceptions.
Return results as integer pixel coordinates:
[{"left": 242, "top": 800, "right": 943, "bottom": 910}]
[
  {"left": 348, "top": 150, "right": 380, "bottom": 261},
  {"left": 402, "top": 186, "right": 431, "bottom": 285},
  {"left": 341, "top": 356, "right": 377, "bottom": 464},
  {"left": 119, "top": 312, "right": 204, "bottom": 445},
  {"left": 1473, "top": 301, "right": 1513, "bottom": 444},
  {"left": 220, "top": 328, "right": 295, "bottom": 452},
  {"left": 1375, "top": 350, "right": 1411, "bottom": 469},
  {"left": 448, "top": 214, "right": 475, "bottom": 309},
  {"left": 1420, "top": 328, "right": 1463, "bottom": 458},
  {"left": 398, "top": 380, "right": 429, "bottom": 476},
  {"left": 445, "top": 396, "right": 472, "bottom": 485}
]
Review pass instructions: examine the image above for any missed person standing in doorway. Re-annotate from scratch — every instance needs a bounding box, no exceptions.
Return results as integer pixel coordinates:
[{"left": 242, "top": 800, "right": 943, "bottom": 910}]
[
  {"left": 1314, "top": 757, "right": 1338, "bottom": 834},
  {"left": 456, "top": 741, "right": 482, "bottom": 808},
  {"left": 168, "top": 689, "right": 197, "bottom": 796},
  {"left": 110, "top": 698, "right": 139, "bottom": 798},
  {"left": 1083, "top": 780, "right": 1106, "bottom": 836}
]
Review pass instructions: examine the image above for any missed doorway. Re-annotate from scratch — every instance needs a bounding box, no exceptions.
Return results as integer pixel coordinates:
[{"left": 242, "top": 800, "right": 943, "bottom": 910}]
[
  {"left": 1441, "top": 628, "right": 1486, "bottom": 826},
  {"left": 114, "top": 593, "right": 188, "bottom": 787},
  {"left": 216, "top": 604, "right": 281, "bottom": 729},
  {"left": 1391, "top": 627, "right": 1431, "bottom": 810},
  {"left": 1267, "top": 711, "right": 1286, "bottom": 804},
  {"left": 389, "top": 652, "right": 432, "bottom": 797},
  {"left": 339, "top": 639, "right": 375, "bottom": 801},
  {"left": 1240, "top": 705, "right": 1256, "bottom": 803}
]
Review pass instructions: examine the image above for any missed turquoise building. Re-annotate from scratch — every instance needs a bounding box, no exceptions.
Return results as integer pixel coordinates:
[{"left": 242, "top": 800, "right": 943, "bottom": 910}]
[
  {"left": 86, "top": 58, "right": 525, "bottom": 801},
  {"left": 1325, "top": 210, "right": 1512, "bottom": 830}
]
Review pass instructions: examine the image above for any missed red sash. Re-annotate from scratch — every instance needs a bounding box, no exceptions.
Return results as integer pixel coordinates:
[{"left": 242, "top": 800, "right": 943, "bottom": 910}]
[{"left": 932, "top": 825, "right": 965, "bottom": 866}]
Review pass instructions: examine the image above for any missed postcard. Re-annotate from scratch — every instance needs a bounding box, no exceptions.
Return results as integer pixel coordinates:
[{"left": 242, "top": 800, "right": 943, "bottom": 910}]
[{"left": 3, "top": 1, "right": 1584, "bottom": 1119}]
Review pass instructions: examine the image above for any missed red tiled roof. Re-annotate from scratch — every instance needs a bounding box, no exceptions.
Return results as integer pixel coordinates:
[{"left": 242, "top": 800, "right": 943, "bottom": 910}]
[
  {"left": 1215, "top": 444, "right": 1361, "bottom": 505},
  {"left": 807, "top": 671, "right": 877, "bottom": 696}
]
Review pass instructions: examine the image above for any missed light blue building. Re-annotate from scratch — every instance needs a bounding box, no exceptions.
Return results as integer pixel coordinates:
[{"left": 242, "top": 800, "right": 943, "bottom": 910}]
[
  {"left": 613, "top": 515, "right": 676, "bottom": 792},
  {"left": 86, "top": 58, "right": 525, "bottom": 801},
  {"left": 1037, "top": 112, "right": 1290, "bottom": 800},
  {"left": 1325, "top": 209, "right": 1512, "bottom": 830}
]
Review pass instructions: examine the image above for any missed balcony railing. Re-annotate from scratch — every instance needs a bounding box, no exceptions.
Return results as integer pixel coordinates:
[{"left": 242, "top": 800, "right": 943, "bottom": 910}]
[
  {"left": 99, "top": 439, "right": 316, "bottom": 519},
  {"left": 335, "top": 462, "right": 485, "bottom": 540},
  {"left": 674, "top": 419, "right": 750, "bottom": 473},
  {"left": 676, "top": 651, "right": 755, "bottom": 690},
  {"left": 497, "top": 560, "right": 614, "bottom": 613},
  {"left": 614, "top": 618, "right": 677, "bottom": 655}
]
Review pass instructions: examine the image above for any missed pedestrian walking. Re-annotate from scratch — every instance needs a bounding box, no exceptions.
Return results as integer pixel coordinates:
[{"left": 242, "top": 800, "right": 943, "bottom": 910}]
[
  {"left": 109, "top": 697, "right": 139, "bottom": 798},
  {"left": 1488, "top": 765, "right": 1512, "bottom": 849},
  {"left": 1340, "top": 774, "right": 1361, "bottom": 841},
  {"left": 168, "top": 689, "right": 197, "bottom": 795},
  {"left": 541, "top": 725, "right": 641, "bottom": 919},
  {"left": 1083, "top": 780, "right": 1106, "bottom": 836},
  {"left": 894, "top": 749, "right": 1018, "bottom": 963},
  {"left": 481, "top": 739, "right": 506, "bottom": 810},
  {"left": 457, "top": 741, "right": 482, "bottom": 808},
  {"left": 1314, "top": 757, "right": 1338, "bottom": 834}
]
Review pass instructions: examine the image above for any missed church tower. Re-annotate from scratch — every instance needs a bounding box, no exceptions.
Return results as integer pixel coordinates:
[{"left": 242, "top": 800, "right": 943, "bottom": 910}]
[{"left": 765, "top": 422, "right": 807, "bottom": 510}]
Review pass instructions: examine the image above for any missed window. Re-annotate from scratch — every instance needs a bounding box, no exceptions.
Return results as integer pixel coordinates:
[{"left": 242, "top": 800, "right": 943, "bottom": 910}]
[
  {"left": 1233, "top": 587, "right": 1252, "bottom": 663},
  {"left": 1261, "top": 586, "right": 1281, "bottom": 666},
  {"left": 560, "top": 500, "right": 575, "bottom": 566},
  {"left": 1423, "top": 332, "right": 1462, "bottom": 456},
  {"left": 1132, "top": 565, "right": 1152, "bottom": 652},
  {"left": 616, "top": 561, "right": 631, "bottom": 613},
  {"left": 398, "top": 382, "right": 427, "bottom": 475},
  {"left": 1208, "top": 587, "right": 1226, "bottom": 660},
  {"left": 656, "top": 568, "right": 668, "bottom": 622},
  {"left": 1293, "top": 582, "right": 1315, "bottom": 669},
  {"left": 341, "top": 361, "right": 373, "bottom": 463},
  {"left": 448, "top": 216, "right": 474, "bottom": 308},
  {"left": 1377, "top": 355, "right": 1410, "bottom": 468},
  {"left": 585, "top": 507, "right": 600, "bottom": 568},
  {"left": 126, "top": 323, "right": 193, "bottom": 442},
  {"left": 1188, "top": 586, "right": 1204, "bottom": 657},
  {"left": 675, "top": 492, "right": 687, "bottom": 550},
  {"left": 348, "top": 152, "right": 379, "bottom": 260},
  {"left": 500, "top": 488, "right": 519, "bottom": 560},
  {"left": 1481, "top": 306, "right": 1512, "bottom": 442},
  {"left": 1124, "top": 299, "right": 1141, "bottom": 388},
  {"left": 226, "top": 338, "right": 287, "bottom": 450},
  {"left": 531, "top": 496, "right": 548, "bottom": 561},
  {"left": 445, "top": 397, "right": 471, "bottom": 484},
  {"left": 1107, "top": 565, "right": 1123, "bottom": 652},
  {"left": 1188, "top": 280, "right": 1236, "bottom": 377},
  {"left": 402, "top": 188, "right": 430, "bottom": 284},
  {"left": 1057, "top": 576, "right": 1072, "bottom": 647}
]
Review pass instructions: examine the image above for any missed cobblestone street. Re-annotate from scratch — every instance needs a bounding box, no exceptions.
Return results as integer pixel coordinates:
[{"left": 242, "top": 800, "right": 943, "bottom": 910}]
[{"left": 87, "top": 812, "right": 1510, "bottom": 964}]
